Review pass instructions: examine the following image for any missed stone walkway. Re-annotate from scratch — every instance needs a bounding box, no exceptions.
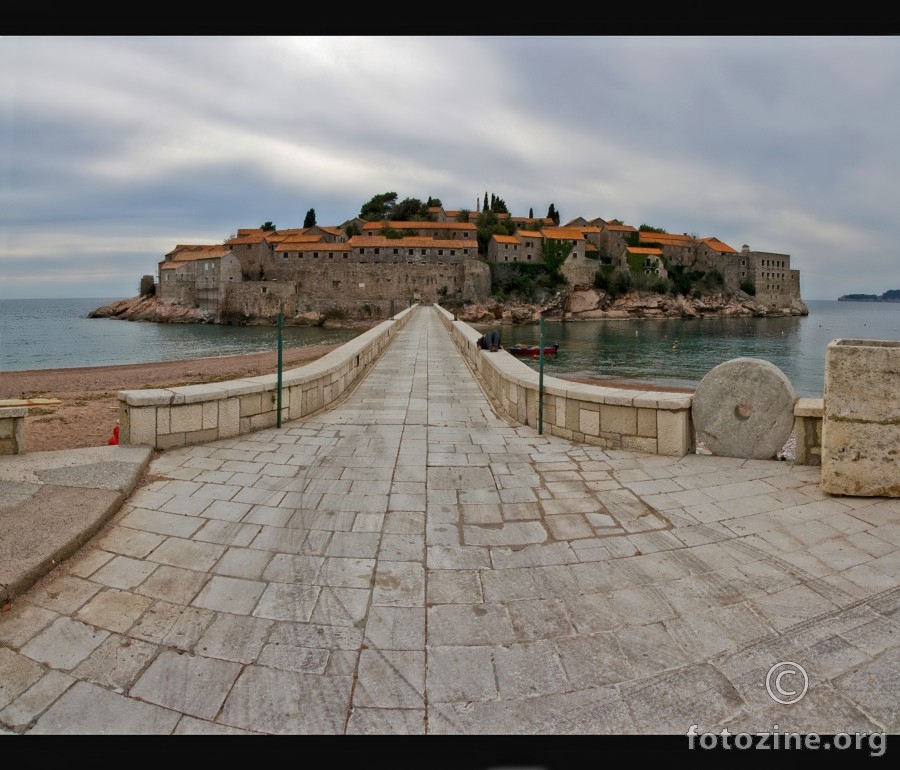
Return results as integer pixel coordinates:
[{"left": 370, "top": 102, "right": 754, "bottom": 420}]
[{"left": 1, "top": 305, "right": 899, "bottom": 737}]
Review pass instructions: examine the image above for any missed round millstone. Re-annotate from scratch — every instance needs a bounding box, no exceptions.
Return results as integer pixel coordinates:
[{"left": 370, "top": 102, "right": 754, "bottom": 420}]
[{"left": 691, "top": 357, "right": 796, "bottom": 460}]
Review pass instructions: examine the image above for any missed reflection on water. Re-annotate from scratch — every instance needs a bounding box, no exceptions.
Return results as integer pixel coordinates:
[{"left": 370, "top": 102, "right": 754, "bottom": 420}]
[{"left": 479, "top": 300, "right": 900, "bottom": 398}]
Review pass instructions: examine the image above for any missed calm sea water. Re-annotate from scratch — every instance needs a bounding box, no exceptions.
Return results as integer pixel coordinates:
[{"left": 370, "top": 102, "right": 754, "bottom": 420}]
[
  {"left": 0, "top": 298, "right": 363, "bottom": 372},
  {"left": 480, "top": 299, "right": 900, "bottom": 398},
  {"left": 2, "top": 298, "right": 898, "bottom": 397}
]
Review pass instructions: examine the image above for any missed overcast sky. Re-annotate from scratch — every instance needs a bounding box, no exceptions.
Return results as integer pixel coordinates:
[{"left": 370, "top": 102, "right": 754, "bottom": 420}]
[{"left": 2, "top": 36, "right": 899, "bottom": 301}]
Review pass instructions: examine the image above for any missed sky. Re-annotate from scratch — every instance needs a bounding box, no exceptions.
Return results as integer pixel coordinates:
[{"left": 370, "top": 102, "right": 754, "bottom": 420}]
[{"left": 2, "top": 35, "right": 900, "bottom": 301}]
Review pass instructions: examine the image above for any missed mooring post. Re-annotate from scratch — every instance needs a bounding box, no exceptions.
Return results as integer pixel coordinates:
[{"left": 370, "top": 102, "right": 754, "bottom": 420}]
[
  {"left": 276, "top": 307, "right": 284, "bottom": 428},
  {"left": 538, "top": 316, "right": 545, "bottom": 434}
]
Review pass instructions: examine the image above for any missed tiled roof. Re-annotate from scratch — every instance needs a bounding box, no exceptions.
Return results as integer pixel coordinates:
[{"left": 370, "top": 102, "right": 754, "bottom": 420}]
[
  {"left": 626, "top": 246, "right": 664, "bottom": 256},
  {"left": 276, "top": 242, "right": 352, "bottom": 253},
  {"left": 541, "top": 227, "right": 586, "bottom": 240},
  {"left": 350, "top": 236, "right": 478, "bottom": 249},
  {"left": 604, "top": 224, "right": 638, "bottom": 233},
  {"left": 163, "top": 245, "right": 232, "bottom": 263},
  {"left": 227, "top": 232, "right": 269, "bottom": 245},
  {"left": 639, "top": 231, "right": 694, "bottom": 244},
  {"left": 492, "top": 234, "right": 521, "bottom": 244},
  {"left": 273, "top": 235, "right": 326, "bottom": 250},
  {"left": 700, "top": 237, "right": 737, "bottom": 253},
  {"left": 361, "top": 221, "right": 477, "bottom": 231}
]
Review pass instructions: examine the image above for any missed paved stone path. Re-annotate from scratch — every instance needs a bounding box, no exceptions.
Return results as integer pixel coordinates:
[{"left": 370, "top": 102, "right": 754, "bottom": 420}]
[{"left": 2, "top": 305, "right": 899, "bottom": 737}]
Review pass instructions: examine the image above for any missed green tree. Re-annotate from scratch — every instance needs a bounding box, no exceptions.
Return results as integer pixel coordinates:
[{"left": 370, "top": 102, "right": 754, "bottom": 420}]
[
  {"left": 547, "top": 204, "right": 560, "bottom": 226},
  {"left": 345, "top": 220, "right": 361, "bottom": 237},
  {"left": 393, "top": 197, "right": 428, "bottom": 221},
  {"left": 476, "top": 209, "right": 516, "bottom": 255},
  {"left": 260, "top": 221, "right": 276, "bottom": 231},
  {"left": 529, "top": 207, "right": 533, "bottom": 218},
  {"left": 303, "top": 208, "right": 316, "bottom": 228},
  {"left": 360, "top": 192, "right": 399, "bottom": 221},
  {"left": 539, "top": 238, "right": 573, "bottom": 290},
  {"left": 483, "top": 191, "right": 489, "bottom": 212}
]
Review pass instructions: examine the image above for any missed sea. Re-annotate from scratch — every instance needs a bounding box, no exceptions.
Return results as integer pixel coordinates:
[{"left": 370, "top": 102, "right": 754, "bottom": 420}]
[
  {"left": 2, "top": 297, "right": 899, "bottom": 398},
  {"left": 0, "top": 298, "right": 363, "bottom": 373}
]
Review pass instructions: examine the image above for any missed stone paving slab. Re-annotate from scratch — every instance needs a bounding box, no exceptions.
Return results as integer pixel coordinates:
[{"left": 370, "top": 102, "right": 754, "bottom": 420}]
[{"left": 2, "top": 307, "right": 900, "bottom": 737}]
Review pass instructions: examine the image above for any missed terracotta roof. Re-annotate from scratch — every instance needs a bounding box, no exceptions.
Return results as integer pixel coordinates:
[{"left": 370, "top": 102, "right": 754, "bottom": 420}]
[
  {"left": 603, "top": 224, "right": 638, "bottom": 233},
  {"left": 515, "top": 230, "right": 545, "bottom": 240},
  {"left": 350, "top": 236, "right": 478, "bottom": 249},
  {"left": 273, "top": 235, "right": 326, "bottom": 250},
  {"left": 226, "top": 232, "right": 269, "bottom": 245},
  {"left": 700, "top": 237, "right": 737, "bottom": 253},
  {"left": 164, "top": 245, "right": 232, "bottom": 263},
  {"left": 541, "top": 227, "right": 586, "bottom": 240},
  {"left": 626, "top": 247, "right": 664, "bottom": 256},
  {"left": 276, "top": 242, "right": 351, "bottom": 253},
  {"left": 361, "top": 221, "right": 477, "bottom": 231},
  {"left": 639, "top": 232, "right": 694, "bottom": 244},
  {"left": 492, "top": 234, "right": 521, "bottom": 244}
]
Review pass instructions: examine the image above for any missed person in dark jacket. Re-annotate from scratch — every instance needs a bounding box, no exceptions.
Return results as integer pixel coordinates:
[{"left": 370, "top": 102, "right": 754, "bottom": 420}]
[{"left": 478, "top": 330, "right": 501, "bottom": 351}]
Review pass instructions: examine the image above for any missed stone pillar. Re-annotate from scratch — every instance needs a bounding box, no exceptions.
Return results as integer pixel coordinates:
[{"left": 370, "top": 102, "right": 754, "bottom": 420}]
[
  {"left": 0, "top": 407, "right": 27, "bottom": 455},
  {"left": 821, "top": 339, "right": 900, "bottom": 497}
]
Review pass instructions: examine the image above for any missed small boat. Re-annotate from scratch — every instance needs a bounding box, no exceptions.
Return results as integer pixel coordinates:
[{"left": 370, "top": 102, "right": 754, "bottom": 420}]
[{"left": 507, "top": 343, "right": 560, "bottom": 357}]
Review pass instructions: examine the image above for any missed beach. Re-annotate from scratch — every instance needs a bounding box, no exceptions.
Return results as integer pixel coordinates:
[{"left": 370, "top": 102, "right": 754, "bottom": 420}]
[
  {"left": 1, "top": 347, "right": 695, "bottom": 454},
  {"left": 0, "top": 345, "right": 342, "bottom": 453}
]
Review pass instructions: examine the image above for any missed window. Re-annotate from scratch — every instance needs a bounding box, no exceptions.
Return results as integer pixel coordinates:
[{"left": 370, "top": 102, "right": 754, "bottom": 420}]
[
  {"left": 329, "top": 252, "right": 334, "bottom": 259},
  {"left": 450, "top": 250, "right": 455, "bottom": 256},
  {"left": 393, "top": 248, "right": 399, "bottom": 255},
  {"left": 314, "top": 252, "right": 319, "bottom": 259},
  {"left": 374, "top": 248, "right": 380, "bottom": 255},
  {"left": 438, "top": 250, "right": 444, "bottom": 256},
  {"left": 421, "top": 249, "right": 426, "bottom": 256}
]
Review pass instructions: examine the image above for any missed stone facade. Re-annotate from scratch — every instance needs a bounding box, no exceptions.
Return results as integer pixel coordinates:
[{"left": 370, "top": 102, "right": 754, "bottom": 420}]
[{"left": 150, "top": 206, "right": 804, "bottom": 323}]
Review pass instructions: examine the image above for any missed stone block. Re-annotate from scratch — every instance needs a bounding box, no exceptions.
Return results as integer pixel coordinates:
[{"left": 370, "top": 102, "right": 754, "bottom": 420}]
[
  {"left": 578, "top": 406, "right": 600, "bottom": 437},
  {"left": 656, "top": 409, "right": 692, "bottom": 457},
  {"left": 127, "top": 407, "right": 158, "bottom": 447},
  {"left": 822, "top": 339, "right": 900, "bottom": 496},
  {"left": 169, "top": 403, "right": 203, "bottom": 434},
  {"left": 636, "top": 407, "right": 657, "bottom": 438},
  {"left": 218, "top": 398, "right": 240, "bottom": 438},
  {"left": 600, "top": 404, "right": 637, "bottom": 435},
  {"left": 202, "top": 400, "right": 218, "bottom": 429}
]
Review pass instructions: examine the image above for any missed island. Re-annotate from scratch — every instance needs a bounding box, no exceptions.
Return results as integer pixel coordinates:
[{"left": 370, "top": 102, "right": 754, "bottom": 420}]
[{"left": 838, "top": 290, "right": 900, "bottom": 302}]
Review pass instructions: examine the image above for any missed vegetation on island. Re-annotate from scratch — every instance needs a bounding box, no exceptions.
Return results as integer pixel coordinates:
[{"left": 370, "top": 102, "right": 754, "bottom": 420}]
[
  {"left": 838, "top": 290, "right": 900, "bottom": 302},
  {"left": 263, "top": 190, "right": 764, "bottom": 306}
]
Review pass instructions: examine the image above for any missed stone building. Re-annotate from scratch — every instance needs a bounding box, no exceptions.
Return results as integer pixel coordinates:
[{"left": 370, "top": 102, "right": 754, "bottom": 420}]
[{"left": 152, "top": 204, "right": 803, "bottom": 322}]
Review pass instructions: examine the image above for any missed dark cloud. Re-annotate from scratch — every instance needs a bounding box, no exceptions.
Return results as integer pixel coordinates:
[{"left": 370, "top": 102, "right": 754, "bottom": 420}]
[{"left": 3, "top": 36, "right": 900, "bottom": 299}]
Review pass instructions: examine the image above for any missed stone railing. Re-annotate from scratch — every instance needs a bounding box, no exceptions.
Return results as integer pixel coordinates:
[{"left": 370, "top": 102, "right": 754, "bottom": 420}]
[
  {"left": 117, "top": 306, "right": 416, "bottom": 450},
  {"left": 435, "top": 306, "right": 694, "bottom": 456},
  {"left": 436, "top": 305, "right": 825, "bottom": 463}
]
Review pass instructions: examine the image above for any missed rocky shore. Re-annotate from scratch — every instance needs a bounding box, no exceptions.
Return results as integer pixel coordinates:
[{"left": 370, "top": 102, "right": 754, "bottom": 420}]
[
  {"left": 89, "top": 288, "right": 808, "bottom": 327},
  {"left": 455, "top": 287, "right": 809, "bottom": 325}
]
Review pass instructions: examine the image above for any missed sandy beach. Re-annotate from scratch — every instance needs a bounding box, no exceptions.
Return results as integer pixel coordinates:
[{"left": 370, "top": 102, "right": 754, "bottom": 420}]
[{"left": 1, "top": 346, "right": 694, "bottom": 454}]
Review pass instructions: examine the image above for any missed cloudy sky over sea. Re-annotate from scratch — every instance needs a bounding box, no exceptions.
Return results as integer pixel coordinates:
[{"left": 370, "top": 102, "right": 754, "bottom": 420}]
[{"left": 3, "top": 35, "right": 900, "bottom": 301}]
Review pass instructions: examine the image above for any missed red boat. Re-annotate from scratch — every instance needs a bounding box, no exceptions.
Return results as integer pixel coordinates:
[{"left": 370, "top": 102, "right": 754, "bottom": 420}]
[{"left": 507, "top": 343, "right": 560, "bottom": 357}]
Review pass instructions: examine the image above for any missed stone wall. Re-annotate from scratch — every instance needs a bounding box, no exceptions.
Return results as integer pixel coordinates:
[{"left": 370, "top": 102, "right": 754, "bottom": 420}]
[
  {"left": 117, "top": 306, "right": 417, "bottom": 450},
  {"left": 221, "top": 260, "right": 491, "bottom": 323}
]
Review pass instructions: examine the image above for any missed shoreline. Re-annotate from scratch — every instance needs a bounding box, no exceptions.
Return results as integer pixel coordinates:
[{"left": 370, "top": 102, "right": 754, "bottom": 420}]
[
  {"left": 0, "top": 345, "right": 342, "bottom": 453},
  {"left": 1, "top": 349, "right": 694, "bottom": 453}
]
